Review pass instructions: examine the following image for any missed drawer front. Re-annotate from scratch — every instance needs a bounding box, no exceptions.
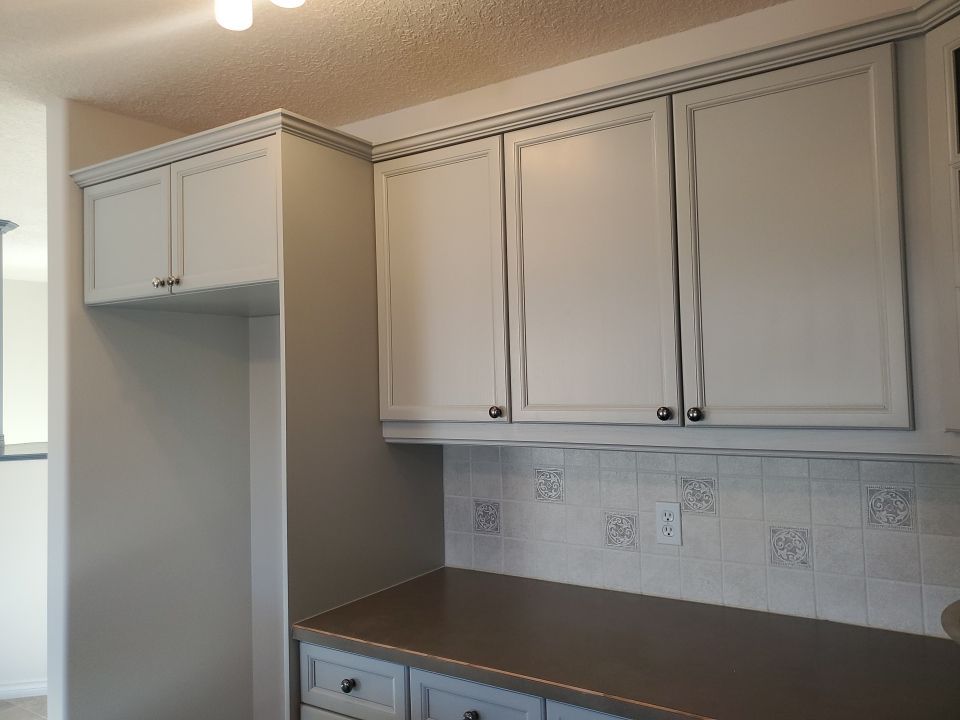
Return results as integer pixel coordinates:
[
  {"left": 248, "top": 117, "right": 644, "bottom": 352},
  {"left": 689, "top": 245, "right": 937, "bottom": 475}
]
[
  {"left": 302, "top": 705, "right": 357, "bottom": 720},
  {"left": 300, "top": 643, "right": 408, "bottom": 720},
  {"left": 546, "top": 701, "right": 626, "bottom": 720},
  {"left": 410, "top": 669, "right": 544, "bottom": 720}
]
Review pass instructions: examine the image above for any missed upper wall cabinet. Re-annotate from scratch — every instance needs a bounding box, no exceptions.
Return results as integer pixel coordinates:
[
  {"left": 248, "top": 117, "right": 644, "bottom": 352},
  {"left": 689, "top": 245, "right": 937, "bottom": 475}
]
[
  {"left": 673, "top": 45, "right": 910, "bottom": 428},
  {"left": 504, "top": 99, "right": 680, "bottom": 425},
  {"left": 375, "top": 137, "right": 509, "bottom": 422}
]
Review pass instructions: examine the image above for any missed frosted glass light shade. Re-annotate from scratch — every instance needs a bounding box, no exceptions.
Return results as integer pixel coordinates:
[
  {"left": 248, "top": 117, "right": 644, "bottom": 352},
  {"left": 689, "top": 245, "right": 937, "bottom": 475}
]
[
  {"left": 271, "top": 0, "right": 305, "bottom": 7},
  {"left": 215, "top": 0, "right": 253, "bottom": 30}
]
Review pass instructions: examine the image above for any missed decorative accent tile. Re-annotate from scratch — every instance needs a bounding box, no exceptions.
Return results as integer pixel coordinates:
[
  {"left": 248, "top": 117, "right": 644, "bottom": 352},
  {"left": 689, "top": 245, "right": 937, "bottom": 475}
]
[
  {"left": 769, "top": 526, "right": 812, "bottom": 569},
  {"left": 604, "top": 511, "right": 638, "bottom": 550},
  {"left": 473, "top": 500, "right": 501, "bottom": 534},
  {"left": 865, "top": 485, "right": 915, "bottom": 531},
  {"left": 535, "top": 467, "right": 564, "bottom": 502},
  {"left": 681, "top": 476, "right": 718, "bottom": 515}
]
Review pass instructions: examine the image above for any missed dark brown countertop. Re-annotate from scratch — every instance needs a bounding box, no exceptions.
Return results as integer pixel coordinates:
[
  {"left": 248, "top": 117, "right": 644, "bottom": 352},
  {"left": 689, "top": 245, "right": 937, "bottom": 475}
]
[{"left": 293, "top": 568, "right": 960, "bottom": 720}]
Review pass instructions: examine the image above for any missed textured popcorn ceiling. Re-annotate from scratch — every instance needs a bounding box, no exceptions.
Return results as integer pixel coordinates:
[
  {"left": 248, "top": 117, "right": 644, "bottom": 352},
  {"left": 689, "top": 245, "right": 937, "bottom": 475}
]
[{"left": 0, "top": 0, "right": 790, "bottom": 134}]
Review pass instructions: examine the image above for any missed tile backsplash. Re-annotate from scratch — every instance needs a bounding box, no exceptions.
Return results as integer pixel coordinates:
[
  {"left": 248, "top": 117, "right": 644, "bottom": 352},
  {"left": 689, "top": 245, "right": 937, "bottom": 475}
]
[{"left": 443, "top": 446, "right": 960, "bottom": 638}]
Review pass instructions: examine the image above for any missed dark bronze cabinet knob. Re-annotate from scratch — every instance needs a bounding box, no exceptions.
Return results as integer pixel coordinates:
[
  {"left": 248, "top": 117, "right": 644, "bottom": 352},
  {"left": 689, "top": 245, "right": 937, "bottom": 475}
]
[
  {"left": 656, "top": 406, "right": 673, "bottom": 421},
  {"left": 340, "top": 679, "right": 356, "bottom": 693},
  {"left": 686, "top": 407, "right": 705, "bottom": 422},
  {"left": 488, "top": 406, "right": 503, "bottom": 419},
  {"left": 463, "top": 712, "right": 480, "bottom": 720}
]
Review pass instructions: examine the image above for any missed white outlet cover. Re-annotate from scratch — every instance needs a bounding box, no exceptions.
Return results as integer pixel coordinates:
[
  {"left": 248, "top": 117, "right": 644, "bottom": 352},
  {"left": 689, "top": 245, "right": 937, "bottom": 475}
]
[{"left": 655, "top": 501, "right": 682, "bottom": 546}]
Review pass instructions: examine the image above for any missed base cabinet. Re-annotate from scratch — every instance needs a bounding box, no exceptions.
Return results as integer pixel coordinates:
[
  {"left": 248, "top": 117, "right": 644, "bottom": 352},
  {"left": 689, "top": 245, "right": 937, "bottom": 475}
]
[
  {"left": 410, "top": 669, "right": 543, "bottom": 720},
  {"left": 546, "top": 701, "right": 625, "bottom": 720}
]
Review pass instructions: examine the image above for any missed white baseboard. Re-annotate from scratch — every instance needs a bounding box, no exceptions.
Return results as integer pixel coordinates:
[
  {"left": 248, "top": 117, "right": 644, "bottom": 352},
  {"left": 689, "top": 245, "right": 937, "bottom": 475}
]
[{"left": 0, "top": 681, "right": 47, "bottom": 700}]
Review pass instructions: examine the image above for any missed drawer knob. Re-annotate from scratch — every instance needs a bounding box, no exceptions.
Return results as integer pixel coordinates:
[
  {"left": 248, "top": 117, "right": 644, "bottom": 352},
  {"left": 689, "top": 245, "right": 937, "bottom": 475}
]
[
  {"left": 340, "top": 678, "right": 356, "bottom": 694},
  {"left": 151, "top": 277, "right": 166, "bottom": 289},
  {"left": 656, "top": 406, "right": 673, "bottom": 421},
  {"left": 167, "top": 275, "right": 181, "bottom": 286},
  {"left": 463, "top": 712, "right": 480, "bottom": 720},
  {"left": 488, "top": 406, "right": 503, "bottom": 419},
  {"left": 686, "top": 407, "right": 704, "bottom": 422}
]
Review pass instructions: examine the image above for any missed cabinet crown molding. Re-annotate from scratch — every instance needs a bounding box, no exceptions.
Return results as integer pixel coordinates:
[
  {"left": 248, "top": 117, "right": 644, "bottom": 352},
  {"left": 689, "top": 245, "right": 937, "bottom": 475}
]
[
  {"left": 71, "top": 108, "right": 372, "bottom": 188},
  {"left": 371, "top": 0, "right": 960, "bottom": 162}
]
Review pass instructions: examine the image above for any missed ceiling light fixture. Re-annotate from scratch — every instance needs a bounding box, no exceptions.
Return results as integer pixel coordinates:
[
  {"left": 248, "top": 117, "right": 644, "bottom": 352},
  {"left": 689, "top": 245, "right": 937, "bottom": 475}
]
[
  {"left": 271, "top": 0, "right": 305, "bottom": 7},
  {"left": 215, "top": 0, "right": 252, "bottom": 31}
]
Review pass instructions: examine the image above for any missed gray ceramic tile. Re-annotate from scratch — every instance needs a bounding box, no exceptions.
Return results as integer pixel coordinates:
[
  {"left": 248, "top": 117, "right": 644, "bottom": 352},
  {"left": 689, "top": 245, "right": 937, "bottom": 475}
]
[
  {"left": 600, "top": 450, "right": 637, "bottom": 470},
  {"left": 565, "top": 506, "right": 604, "bottom": 547},
  {"left": 500, "top": 446, "right": 533, "bottom": 466},
  {"left": 680, "top": 476, "right": 718, "bottom": 515},
  {"left": 473, "top": 499, "right": 502, "bottom": 535},
  {"left": 681, "top": 558, "right": 723, "bottom": 604},
  {"left": 720, "top": 518, "right": 765, "bottom": 564},
  {"left": 637, "top": 472, "right": 678, "bottom": 511},
  {"left": 0, "top": 704, "right": 41, "bottom": 720},
  {"left": 813, "top": 525, "right": 864, "bottom": 576},
  {"left": 815, "top": 573, "right": 867, "bottom": 624},
  {"left": 534, "top": 467, "right": 564, "bottom": 503},
  {"left": 532, "top": 447, "right": 564, "bottom": 466},
  {"left": 717, "top": 455, "right": 762, "bottom": 477},
  {"left": 641, "top": 554, "right": 681, "bottom": 598},
  {"left": 564, "top": 448, "right": 600, "bottom": 467},
  {"left": 443, "top": 461, "right": 471, "bottom": 497},
  {"left": 637, "top": 512, "right": 679, "bottom": 556},
  {"left": 859, "top": 460, "right": 913, "bottom": 484},
  {"left": 762, "top": 457, "right": 809, "bottom": 478},
  {"left": 718, "top": 476, "right": 764, "bottom": 520},
  {"left": 445, "top": 532, "right": 472, "bottom": 567},
  {"left": 473, "top": 534, "right": 503, "bottom": 573},
  {"left": 811, "top": 481, "right": 861, "bottom": 527},
  {"left": 676, "top": 453, "right": 717, "bottom": 474},
  {"left": 502, "top": 464, "right": 532, "bottom": 501},
  {"left": 920, "top": 534, "right": 960, "bottom": 587},
  {"left": 601, "top": 470, "right": 639, "bottom": 510},
  {"left": 923, "top": 584, "right": 960, "bottom": 637},
  {"left": 864, "top": 485, "right": 915, "bottom": 531},
  {"left": 763, "top": 477, "right": 812, "bottom": 523},
  {"left": 681, "top": 515, "right": 721, "bottom": 560},
  {"left": 603, "top": 548, "right": 642, "bottom": 592},
  {"left": 917, "top": 484, "right": 960, "bottom": 536},
  {"left": 566, "top": 546, "right": 604, "bottom": 588},
  {"left": 501, "top": 501, "right": 563, "bottom": 542},
  {"left": 443, "top": 445, "right": 470, "bottom": 463},
  {"left": 14, "top": 696, "right": 46, "bottom": 718},
  {"left": 563, "top": 465, "right": 601, "bottom": 507},
  {"left": 604, "top": 511, "right": 639, "bottom": 550},
  {"left": 863, "top": 530, "right": 920, "bottom": 582},
  {"left": 809, "top": 458, "right": 859, "bottom": 481},
  {"left": 722, "top": 562, "right": 767, "bottom": 610},
  {"left": 470, "top": 445, "right": 500, "bottom": 463},
  {"left": 768, "top": 526, "right": 812, "bottom": 569},
  {"left": 444, "top": 496, "right": 473, "bottom": 533},
  {"left": 767, "top": 567, "right": 816, "bottom": 617},
  {"left": 866, "top": 579, "right": 923, "bottom": 634},
  {"left": 503, "top": 538, "right": 565, "bottom": 581},
  {"left": 915, "top": 462, "right": 960, "bottom": 486},
  {"left": 471, "top": 462, "right": 502, "bottom": 499},
  {"left": 636, "top": 451, "right": 676, "bottom": 473}
]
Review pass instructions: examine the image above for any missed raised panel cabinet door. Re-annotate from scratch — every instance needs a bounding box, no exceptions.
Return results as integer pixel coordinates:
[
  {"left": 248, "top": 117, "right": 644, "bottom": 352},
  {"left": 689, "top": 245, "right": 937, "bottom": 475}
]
[
  {"left": 375, "top": 137, "right": 509, "bottom": 422},
  {"left": 171, "top": 135, "right": 279, "bottom": 293},
  {"left": 504, "top": 99, "right": 680, "bottom": 425},
  {"left": 83, "top": 167, "right": 171, "bottom": 304},
  {"left": 546, "top": 701, "right": 626, "bottom": 720},
  {"left": 673, "top": 44, "right": 910, "bottom": 428}
]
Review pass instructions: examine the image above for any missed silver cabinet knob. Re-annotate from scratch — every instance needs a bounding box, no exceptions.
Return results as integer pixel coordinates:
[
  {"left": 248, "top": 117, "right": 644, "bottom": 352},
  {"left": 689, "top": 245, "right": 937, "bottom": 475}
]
[
  {"left": 656, "top": 406, "right": 673, "bottom": 421},
  {"left": 167, "top": 276, "right": 181, "bottom": 286},
  {"left": 151, "top": 277, "right": 166, "bottom": 289},
  {"left": 686, "top": 407, "right": 705, "bottom": 422},
  {"left": 488, "top": 406, "right": 503, "bottom": 419},
  {"left": 463, "top": 712, "right": 480, "bottom": 720}
]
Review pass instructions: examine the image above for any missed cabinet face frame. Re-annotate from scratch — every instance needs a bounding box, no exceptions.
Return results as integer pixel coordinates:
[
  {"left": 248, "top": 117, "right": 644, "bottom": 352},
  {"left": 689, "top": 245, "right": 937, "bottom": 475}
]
[
  {"left": 170, "top": 135, "right": 280, "bottom": 294},
  {"left": 927, "top": 15, "right": 960, "bottom": 432},
  {"left": 83, "top": 167, "right": 172, "bottom": 304},
  {"left": 673, "top": 44, "right": 911, "bottom": 429},
  {"left": 504, "top": 98, "right": 682, "bottom": 425},
  {"left": 375, "top": 137, "right": 510, "bottom": 422}
]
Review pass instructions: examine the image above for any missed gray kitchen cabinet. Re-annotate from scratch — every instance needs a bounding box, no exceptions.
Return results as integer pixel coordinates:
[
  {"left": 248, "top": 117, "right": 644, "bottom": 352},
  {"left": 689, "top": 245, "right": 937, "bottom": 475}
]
[
  {"left": 409, "top": 669, "right": 544, "bottom": 720},
  {"left": 673, "top": 44, "right": 910, "bottom": 428},
  {"left": 546, "top": 701, "right": 626, "bottom": 720},
  {"left": 300, "top": 643, "right": 408, "bottom": 720}
]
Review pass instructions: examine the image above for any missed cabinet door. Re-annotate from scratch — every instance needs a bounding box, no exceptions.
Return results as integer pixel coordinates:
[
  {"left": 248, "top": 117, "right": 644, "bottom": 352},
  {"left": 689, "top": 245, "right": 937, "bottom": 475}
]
[
  {"left": 375, "top": 137, "right": 509, "bottom": 422},
  {"left": 171, "top": 136, "right": 279, "bottom": 293},
  {"left": 673, "top": 44, "right": 910, "bottom": 428},
  {"left": 504, "top": 99, "right": 680, "bottom": 425},
  {"left": 83, "top": 167, "right": 171, "bottom": 303}
]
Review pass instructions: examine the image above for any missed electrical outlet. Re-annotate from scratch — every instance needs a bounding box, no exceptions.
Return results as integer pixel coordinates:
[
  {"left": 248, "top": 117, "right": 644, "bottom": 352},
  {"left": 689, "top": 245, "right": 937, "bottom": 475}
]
[{"left": 655, "top": 501, "right": 682, "bottom": 546}]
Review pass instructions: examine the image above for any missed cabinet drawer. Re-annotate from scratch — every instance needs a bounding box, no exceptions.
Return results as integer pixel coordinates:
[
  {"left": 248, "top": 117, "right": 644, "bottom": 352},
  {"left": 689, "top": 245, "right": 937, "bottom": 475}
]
[
  {"left": 300, "top": 643, "right": 408, "bottom": 720},
  {"left": 302, "top": 705, "right": 358, "bottom": 720},
  {"left": 410, "top": 669, "right": 544, "bottom": 720},
  {"left": 546, "top": 701, "right": 626, "bottom": 720}
]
